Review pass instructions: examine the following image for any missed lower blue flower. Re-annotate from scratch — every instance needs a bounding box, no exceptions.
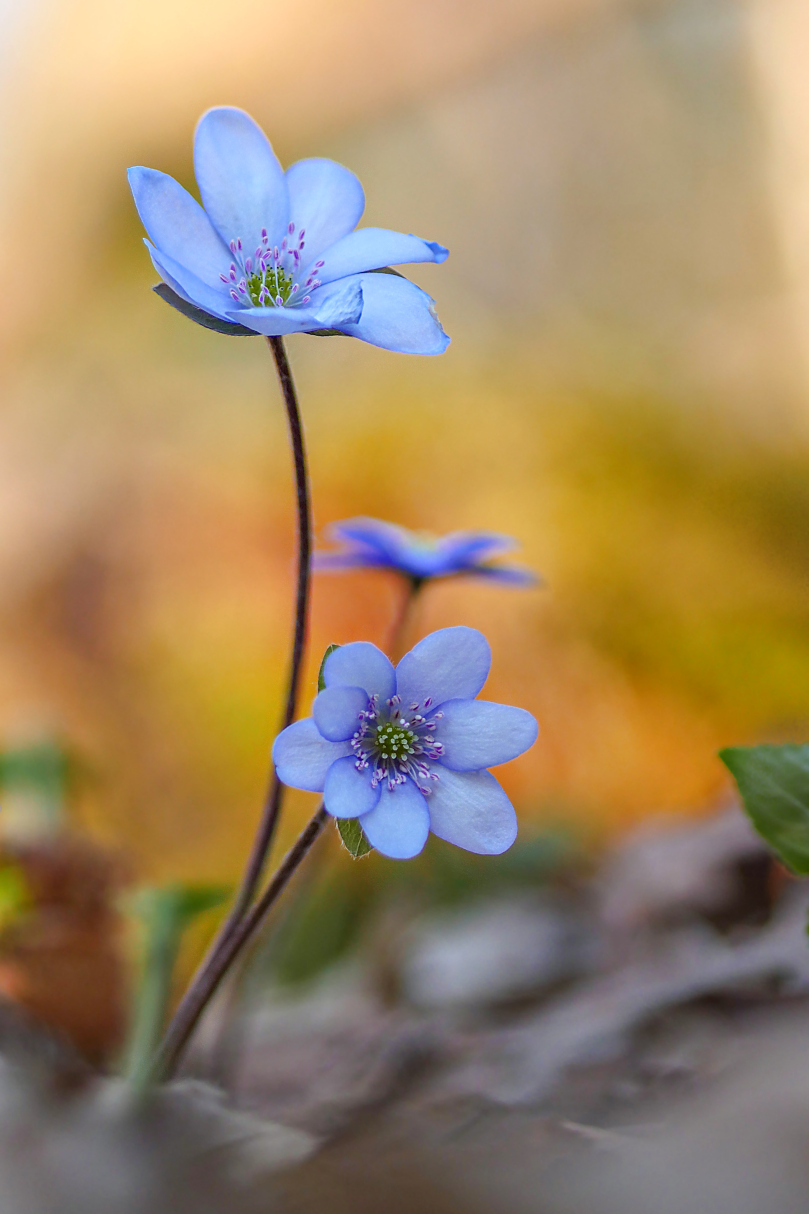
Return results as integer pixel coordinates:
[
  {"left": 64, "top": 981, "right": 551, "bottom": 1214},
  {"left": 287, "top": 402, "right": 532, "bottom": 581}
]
[{"left": 272, "top": 626, "right": 538, "bottom": 859}]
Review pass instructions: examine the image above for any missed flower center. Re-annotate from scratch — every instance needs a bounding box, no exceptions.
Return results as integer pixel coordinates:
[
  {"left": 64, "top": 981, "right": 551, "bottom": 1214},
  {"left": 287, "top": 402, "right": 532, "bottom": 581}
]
[
  {"left": 218, "top": 223, "right": 326, "bottom": 310},
  {"left": 351, "top": 695, "right": 444, "bottom": 794},
  {"left": 374, "top": 722, "right": 418, "bottom": 762}
]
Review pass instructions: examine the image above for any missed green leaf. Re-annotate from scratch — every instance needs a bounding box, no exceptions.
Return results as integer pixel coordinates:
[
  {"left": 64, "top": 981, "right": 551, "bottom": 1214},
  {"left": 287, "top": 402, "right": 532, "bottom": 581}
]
[
  {"left": 124, "top": 882, "right": 230, "bottom": 1095},
  {"left": 153, "top": 284, "right": 258, "bottom": 336},
  {"left": 336, "top": 817, "right": 373, "bottom": 859},
  {"left": 720, "top": 743, "right": 809, "bottom": 873},
  {"left": 317, "top": 644, "right": 341, "bottom": 693}
]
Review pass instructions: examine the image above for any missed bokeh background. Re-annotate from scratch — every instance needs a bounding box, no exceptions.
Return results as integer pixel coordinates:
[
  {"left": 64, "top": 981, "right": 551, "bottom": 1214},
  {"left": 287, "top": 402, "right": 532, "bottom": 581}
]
[{"left": 0, "top": 0, "right": 808, "bottom": 890}]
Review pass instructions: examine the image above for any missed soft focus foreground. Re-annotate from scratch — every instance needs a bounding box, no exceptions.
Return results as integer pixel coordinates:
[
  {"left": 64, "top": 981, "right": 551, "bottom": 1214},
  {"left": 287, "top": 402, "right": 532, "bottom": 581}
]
[{"left": 1, "top": 0, "right": 809, "bottom": 1206}]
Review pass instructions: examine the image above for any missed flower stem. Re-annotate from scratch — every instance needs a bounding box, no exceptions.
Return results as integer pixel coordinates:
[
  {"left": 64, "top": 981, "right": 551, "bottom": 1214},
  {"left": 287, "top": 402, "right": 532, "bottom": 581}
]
[
  {"left": 387, "top": 577, "right": 423, "bottom": 661},
  {"left": 152, "top": 808, "right": 327, "bottom": 1083},
  {"left": 156, "top": 336, "right": 313, "bottom": 1079}
]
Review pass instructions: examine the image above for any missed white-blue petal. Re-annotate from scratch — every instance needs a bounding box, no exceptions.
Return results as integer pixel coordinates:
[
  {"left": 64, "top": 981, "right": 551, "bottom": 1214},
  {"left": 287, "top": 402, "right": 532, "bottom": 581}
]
[
  {"left": 316, "top": 229, "right": 448, "bottom": 285},
  {"left": 194, "top": 107, "right": 289, "bottom": 250},
  {"left": 324, "top": 642, "right": 396, "bottom": 702},
  {"left": 324, "top": 756, "right": 380, "bottom": 819},
  {"left": 360, "top": 779, "right": 430, "bottom": 859},
  {"left": 313, "top": 685, "right": 368, "bottom": 742},
  {"left": 128, "top": 167, "right": 231, "bottom": 287},
  {"left": 395, "top": 626, "right": 491, "bottom": 710},
  {"left": 229, "top": 277, "right": 363, "bottom": 336},
  {"left": 427, "top": 768, "right": 517, "bottom": 855},
  {"left": 147, "top": 241, "right": 233, "bottom": 322},
  {"left": 434, "top": 700, "right": 538, "bottom": 772},
  {"left": 286, "top": 157, "right": 365, "bottom": 264},
  {"left": 336, "top": 273, "right": 449, "bottom": 355},
  {"left": 272, "top": 719, "right": 351, "bottom": 792}
]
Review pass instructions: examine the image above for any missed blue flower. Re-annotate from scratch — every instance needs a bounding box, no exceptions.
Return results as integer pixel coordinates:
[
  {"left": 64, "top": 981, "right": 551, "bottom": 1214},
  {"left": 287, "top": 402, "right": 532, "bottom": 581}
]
[
  {"left": 272, "top": 626, "right": 538, "bottom": 859},
  {"left": 128, "top": 107, "right": 449, "bottom": 354},
  {"left": 314, "top": 517, "right": 539, "bottom": 586}
]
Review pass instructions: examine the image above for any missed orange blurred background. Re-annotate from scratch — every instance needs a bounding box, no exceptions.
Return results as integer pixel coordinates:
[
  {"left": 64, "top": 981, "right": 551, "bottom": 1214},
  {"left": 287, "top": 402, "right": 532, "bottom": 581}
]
[{"left": 0, "top": 0, "right": 808, "bottom": 887}]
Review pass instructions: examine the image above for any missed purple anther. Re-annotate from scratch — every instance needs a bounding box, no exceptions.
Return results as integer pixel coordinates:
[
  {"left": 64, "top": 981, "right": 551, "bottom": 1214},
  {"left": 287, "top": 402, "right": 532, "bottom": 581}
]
[
  {"left": 236, "top": 238, "right": 243, "bottom": 251},
  {"left": 259, "top": 288, "right": 267, "bottom": 304},
  {"left": 299, "top": 241, "right": 305, "bottom": 249},
  {"left": 288, "top": 221, "right": 295, "bottom": 234},
  {"left": 245, "top": 257, "right": 253, "bottom": 273},
  {"left": 424, "top": 698, "right": 433, "bottom": 709},
  {"left": 229, "top": 240, "right": 237, "bottom": 253},
  {"left": 281, "top": 237, "right": 287, "bottom": 250},
  {"left": 219, "top": 273, "right": 229, "bottom": 283},
  {"left": 261, "top": 228, "right": 268, "bottom": 240},
  {"left": 301, "top": 296, "right": 311, "bottom": 305},
  {"left": 273, "top": 247, "right": 279, "bottom": 261},
  {"left": 304, "top": 277, "right": 313, "bottom": 288},
  {"left": 290, "top": 283, "right": 299, "bottom": 295},
  {"left": 292, "top": 250, "right": 300, "bottom": 263},
  {"left": 311, "top": 279, "right": 321, "bottom": 290},
  {"left": 254, "top": 247, "right": 263, "bottom": 259},
  {"left": 230, "top": 289, "right": 239, "bottom": 301},
  {"left": 229, "top": 269, "right": 237, "bottom": 282},
  {"left": 315, "top": 260, "right": 325, "bottom": 269},
  {"left": 275, "top": 295, "right": 283, "bottom": 306}
]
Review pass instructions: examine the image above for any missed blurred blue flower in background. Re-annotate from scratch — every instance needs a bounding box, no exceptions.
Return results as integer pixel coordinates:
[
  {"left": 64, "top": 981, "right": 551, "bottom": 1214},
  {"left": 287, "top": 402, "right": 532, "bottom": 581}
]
[
  {"left": 128, "top": 106, "right": 449, "bottom": 353},
  {"left": 273, "top": 626, "right": 538, "bottom": 859},
  {"left": 314, "top": 517, "right": 539, "bottom": 587}
]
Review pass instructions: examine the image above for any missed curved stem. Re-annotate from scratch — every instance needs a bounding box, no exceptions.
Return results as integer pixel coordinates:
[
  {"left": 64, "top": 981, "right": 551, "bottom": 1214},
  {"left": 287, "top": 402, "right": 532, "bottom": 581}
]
[
  {"left": 154, "top": 807, "right": 327, "bottom": 1083},
  {"left": 157, "top": 336, "right": 313, "bottom": 1079}
]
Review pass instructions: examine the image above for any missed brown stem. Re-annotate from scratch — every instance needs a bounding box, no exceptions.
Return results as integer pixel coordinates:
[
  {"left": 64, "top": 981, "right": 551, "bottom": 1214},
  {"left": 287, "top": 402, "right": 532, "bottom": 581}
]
[
  {"left": 157, "top": 336, "right": 313, "bottom": 1079},
  {"left": 387, "top": 578, "right": 423, "bottom": 661},
  {"left": 154, "top": 807, "right": 327, "bottom": 1081}
]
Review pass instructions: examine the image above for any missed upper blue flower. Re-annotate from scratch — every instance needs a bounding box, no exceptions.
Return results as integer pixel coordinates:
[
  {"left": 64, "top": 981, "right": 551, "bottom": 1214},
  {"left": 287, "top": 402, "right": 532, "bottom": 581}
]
[
  {"left": 315, "top": 517, "right": 539, "bottom": 586},
  {"left": 272, "top": 626, "right": 538, "bottom": 860},
  {"left": 128, "top": 107, "right": 449, "bottom": 354}
]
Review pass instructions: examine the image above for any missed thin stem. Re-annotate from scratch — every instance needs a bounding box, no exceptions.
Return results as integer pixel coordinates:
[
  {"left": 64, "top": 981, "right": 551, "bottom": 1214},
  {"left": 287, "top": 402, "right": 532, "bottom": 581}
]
[
  {"left": 387, "top": 577, "right": 423, "bottom": 661},
  {"left": 157, "top": 336, "right": 312, "bottom": 1079},
  {"left": 155, "top": 807, "right": 327, "bottom": 1081}
]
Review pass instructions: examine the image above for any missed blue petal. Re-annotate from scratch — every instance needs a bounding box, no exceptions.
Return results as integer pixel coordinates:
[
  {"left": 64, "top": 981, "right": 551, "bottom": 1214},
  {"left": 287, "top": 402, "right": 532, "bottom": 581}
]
[
  {"left": 194, "top": 107, "right": 289, "bottom": 250},
  {"left": 437, "top": 531, "right": 517, "bottom": 566},
  {"left": 228, "top": 277, "right": 363, "bottom": 336},
  {"left": 427, "top": 768, "right": 517, "bottom": 854},
  {"left": 326, "top": 518, "right": 418, "bottom": 572},
  {"left": 324, "top": 642, "right": 396, "bottom": 701},
  {"left": 323, "top": 756, "right": 380, "bottom": 818},
  {"left": 336, "top": 273, "right": 449, "bottom": 355},
  {"left": 434, "top": 700, "right": 538, "bottom": 772},
  {"left": 313, "top": 685, "right": 368, "bottom": 742},
  {"left": 472, "top": 564, "right": 540, "bottom": 587},
  {"left": 359, "top": 779, "right": 430, "bottom": 859},
  {"left": 147, "top": 241, "right": 233, "bottom": 322},
  {"left": 317, "top": 229, "right": 448, "bottom": 285},
  {"left": 395, "top": 626, "right": 491, "bottom": 710},
  {"left": 286, "top": 158, "right": 365, "bottom": 264},
  {"left": 128, "top": 167, "right": 231, "bottom": 288},
  {"left": 272, "top": 719, "right": 351, "bottom": 792}
]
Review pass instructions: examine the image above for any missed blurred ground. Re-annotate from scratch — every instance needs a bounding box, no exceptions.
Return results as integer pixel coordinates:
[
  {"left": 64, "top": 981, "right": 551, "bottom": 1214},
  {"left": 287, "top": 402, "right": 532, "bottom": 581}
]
[{"left": 1, "top": 806, "right": 809, "bottom": 1211}]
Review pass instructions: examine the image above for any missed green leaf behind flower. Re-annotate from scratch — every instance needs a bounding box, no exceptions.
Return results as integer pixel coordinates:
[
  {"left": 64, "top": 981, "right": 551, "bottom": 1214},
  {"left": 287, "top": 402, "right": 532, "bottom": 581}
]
[
  {"left": 317, "top": 644, "right": 341, "bottom": 692},
  {"left": 153, "top": 284, "right": 258, "bottom": 336},
  {"left": 720, "top": 743, "right": 809, "bottom": 873},
  {"left": 336, "top": 817, "right": 373, "bottom": 859}
]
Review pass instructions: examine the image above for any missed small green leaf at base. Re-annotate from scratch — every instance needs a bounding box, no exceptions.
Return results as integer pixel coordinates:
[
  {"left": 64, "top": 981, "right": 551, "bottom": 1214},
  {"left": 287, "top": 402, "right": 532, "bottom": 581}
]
[
  {"left": 336, "top": 817, "right": 373, "bottom": 859},
  {"left": 720, "top": 743, "right": 809, "bottom": 874},
  {"left": 317, "top": 644, "right": 341, "bottom": 692}
]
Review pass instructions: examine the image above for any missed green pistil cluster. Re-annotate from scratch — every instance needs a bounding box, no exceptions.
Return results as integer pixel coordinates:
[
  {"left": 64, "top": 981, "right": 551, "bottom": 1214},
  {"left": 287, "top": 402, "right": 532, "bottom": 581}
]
[
  {"left": 247, "top": 265, "right": 295, "bottom": 307},
  {"left": 374, "top": 722, "right": 417, "bottom": 763}
]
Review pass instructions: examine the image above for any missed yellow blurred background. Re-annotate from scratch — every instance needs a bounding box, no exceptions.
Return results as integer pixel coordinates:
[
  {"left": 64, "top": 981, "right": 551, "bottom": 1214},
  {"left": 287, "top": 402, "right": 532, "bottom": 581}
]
[{"left": 0, "top": 0, "right": 808, "bottom": 884}]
